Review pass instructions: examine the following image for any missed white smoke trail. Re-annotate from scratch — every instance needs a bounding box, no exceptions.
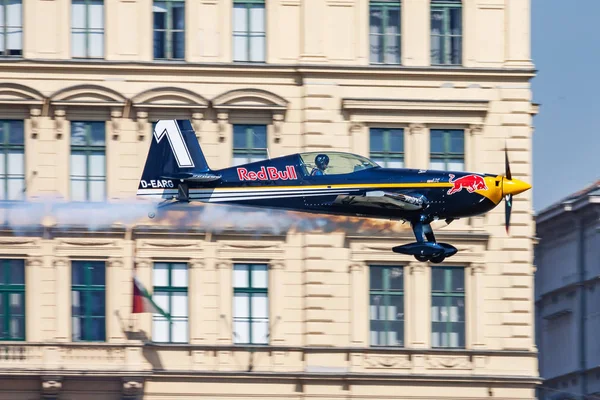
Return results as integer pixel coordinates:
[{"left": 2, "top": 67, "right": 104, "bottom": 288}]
[{"left": 0, "top": 195, "right": 407, "bottom": 236}]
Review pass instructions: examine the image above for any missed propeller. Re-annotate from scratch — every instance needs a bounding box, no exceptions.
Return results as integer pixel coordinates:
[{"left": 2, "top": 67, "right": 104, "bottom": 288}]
[
  {"left": 501, "top": 144, "right": 531, "bottom": 234},
  {"left": 504, "top": 147, "right": 513, "bottom": 233}
]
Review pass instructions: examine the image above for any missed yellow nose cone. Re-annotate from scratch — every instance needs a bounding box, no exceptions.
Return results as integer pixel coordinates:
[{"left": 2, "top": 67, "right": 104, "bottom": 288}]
[{"left": 503, "top": 178, "right": 532, "bottom": 196}]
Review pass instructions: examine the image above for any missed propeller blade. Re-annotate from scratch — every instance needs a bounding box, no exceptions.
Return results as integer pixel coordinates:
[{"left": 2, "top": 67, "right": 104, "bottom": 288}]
[
  {"left": 505, "top": 193, "right": 512, "bottom": 234},
  {"left": 505, "top": 146, "right": 512, "bottom": 181}
]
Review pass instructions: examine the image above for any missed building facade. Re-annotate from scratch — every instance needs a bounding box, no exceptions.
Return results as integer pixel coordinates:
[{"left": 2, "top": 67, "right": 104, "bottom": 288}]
[
  {"left": 0, "top": 0, "right": 539, "bottom": 399},
  {"left": 535, "top": 181, "right": 600, "bottom": 400}
]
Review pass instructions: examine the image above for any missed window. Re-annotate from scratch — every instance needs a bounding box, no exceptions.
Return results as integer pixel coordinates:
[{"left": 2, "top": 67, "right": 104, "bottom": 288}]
[
  {"left": 72, "top": 261, "right": 105, "bottom": 342},
  {"left": 152, "top": 262, "right": 188, "bottom": 343},
  {"left": 369, "top": 1, "right": 401, "bottom": 64},
  {"left": 0, "top": 120, "right": 24, "bottom": 200},
  {"left": 233, "top": 0, "right": 265, "bottom": 62},
  {"left": 429, "top": 129, "right": 464, "bottom": 171},
  {"left": 430, "top": 0, "right": 462, "bottom": 65},
  {"left": 233, "top": 263, "right": 268, "bottom": 345},
  {"left": 369, "top": 128, "right": 404, "bottom": 168},
  {"left": 232, "top": 124, "right": 267, "bottom": 166},
  {"left": 369, "top": 265, "right": 404, "bottom": 346},
  {"left": 0, "top": 0, "right": 22, "bottom": 57},
  {"left": 71, "top": 0, "right": 104, "bottom": 58},
  {"left": 0, "top": 259, "right": 25, "bottom": 340},
  {"left": 70, "top": 121, "right": 106, "bottom": 202},
  {"left": 153, "top": 0, "right": 185, "bottom": 60},
  {"left": 431, "top": 267, "right": 465, "bottom": 348}
]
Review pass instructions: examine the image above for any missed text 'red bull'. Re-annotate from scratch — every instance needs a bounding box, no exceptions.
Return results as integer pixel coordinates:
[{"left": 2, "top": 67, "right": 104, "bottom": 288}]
[
  {"left": 237, "top": 166, "right": 298, "bottom": 181},
  {"left": 447, "top": 174, "right": 488, "bottom": 195}
]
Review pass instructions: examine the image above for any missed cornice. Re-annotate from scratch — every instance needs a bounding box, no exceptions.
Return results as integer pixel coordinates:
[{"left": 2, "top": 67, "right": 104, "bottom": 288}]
[{"left": 0, "top": 59, "right": 537, "bottom": 80}]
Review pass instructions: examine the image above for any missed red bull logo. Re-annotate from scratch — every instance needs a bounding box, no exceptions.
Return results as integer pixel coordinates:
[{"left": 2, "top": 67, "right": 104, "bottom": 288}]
[
  {"left": 237, "top": 165, "right": 298, "bottom": 181},
  {"left": 447, "top": 174, "right": 488, "bottom": 195}
]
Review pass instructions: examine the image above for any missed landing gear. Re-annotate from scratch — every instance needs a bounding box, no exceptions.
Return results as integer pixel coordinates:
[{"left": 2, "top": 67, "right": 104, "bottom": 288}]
[
  {"left": 391, "top": 218, "right": 457, "bottom": 263},
  {"left": 147, "top": 183, "right": 190, "bottom": 219}
]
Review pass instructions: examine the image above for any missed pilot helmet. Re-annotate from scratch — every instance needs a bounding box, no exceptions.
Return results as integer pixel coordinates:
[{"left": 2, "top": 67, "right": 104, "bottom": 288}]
[{"left": 315, "top": 154, "right": 329, "bottom": 170}]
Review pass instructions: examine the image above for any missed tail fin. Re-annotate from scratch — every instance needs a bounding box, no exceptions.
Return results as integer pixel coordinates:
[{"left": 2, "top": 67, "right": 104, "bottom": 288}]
[{"left": 137, "top": 119, "right": 220, "bottom": 198}]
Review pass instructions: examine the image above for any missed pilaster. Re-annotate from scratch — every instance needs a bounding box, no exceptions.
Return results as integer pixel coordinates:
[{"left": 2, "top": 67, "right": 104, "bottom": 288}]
[
  {"left": 217, "top": 260, "right": 233, "bottom": 344},
  {"left": 107, "top": 257, "right": 124, "bottom": 342},
  {"left": 269, "top": 260, "right": 285, "bottom": 343},
  {"left": 189, "top": 260, "right": 206, "bottom": 344},
  {"left": 26, "top": 257, "right": 44, "bottom": 342},
  {"left": 409, "top": 261, "right": 428, "bottom": 348},
  {"left": 408, "top": 123, "right": 427, "bottom": 169},
  {"left": 53, "top": 257, "right": 70, "bottom": 342},
  {"left": 470, "top": 263, "right": 486, "bottom": 349},
  {"left": 350, "top": 261, "right": 367, "bottom": 345}
]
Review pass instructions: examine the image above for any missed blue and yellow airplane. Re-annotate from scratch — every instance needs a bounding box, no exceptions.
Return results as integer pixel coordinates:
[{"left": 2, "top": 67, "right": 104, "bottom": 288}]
[{"left": 137, "top": 120, "right": 531, "bottom": 263}]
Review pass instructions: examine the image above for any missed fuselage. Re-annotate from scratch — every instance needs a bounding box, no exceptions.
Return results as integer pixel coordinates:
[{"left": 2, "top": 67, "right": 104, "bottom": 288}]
[{"left": 143, "top": 152, "right": 508, "bottom": 223}]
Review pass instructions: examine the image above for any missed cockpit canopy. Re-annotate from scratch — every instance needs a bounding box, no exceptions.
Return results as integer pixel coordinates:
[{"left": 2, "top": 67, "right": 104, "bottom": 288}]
[{"left": 299, "top": 151, "right": 380, "bottom": 176}]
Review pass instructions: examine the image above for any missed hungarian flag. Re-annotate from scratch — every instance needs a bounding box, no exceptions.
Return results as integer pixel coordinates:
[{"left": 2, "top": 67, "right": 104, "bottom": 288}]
[{"left": 132, "top": 274, "right": 171, "bottom": 320}]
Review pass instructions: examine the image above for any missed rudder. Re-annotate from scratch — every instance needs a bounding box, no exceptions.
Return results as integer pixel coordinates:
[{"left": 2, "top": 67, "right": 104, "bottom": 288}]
[{"left": 137, "top": 119, "right": 217, "bottom": 198}]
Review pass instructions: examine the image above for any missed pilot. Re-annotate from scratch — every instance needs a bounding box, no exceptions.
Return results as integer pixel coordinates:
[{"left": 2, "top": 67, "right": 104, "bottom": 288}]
[{"left": 311, "top": 154, "right": 329, "bottom": 176}]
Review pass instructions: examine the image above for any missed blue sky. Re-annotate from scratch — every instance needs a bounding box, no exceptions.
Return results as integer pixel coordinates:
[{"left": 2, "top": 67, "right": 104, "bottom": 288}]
[{"left": 531, "top": 0, "right": 600, "bottom": 212}]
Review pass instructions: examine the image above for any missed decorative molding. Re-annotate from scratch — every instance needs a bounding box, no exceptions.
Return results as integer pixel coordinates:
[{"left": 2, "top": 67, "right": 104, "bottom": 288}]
[
  {"left": 269, "top": 260, "right": 285, "bottom": 270},
  {"left": 41, "top": 376, "right": 63, "bottom": 396},
  {"left": 0, "top": 83, "right": 45, "bottom": 105},
  {"left": 217, "top": 112, "right": 228, "bottom": 141},
  {"left": 408, "top": 123, "right": 426, "bottom": 134},
  {"left": 108, "top": 258, "right": 124, "bottom": 268},
  {"left": 49, "top": 84, "right": 127, "bottom": 107},
  {"left": 218, "top": 241, "right": 283, "bottom": 260},
  {"left": 212, "top": 88, "right": 288, "bottom": 111},
  {"left": 409, "top": 261, "right": 427, "bottom": 274},
  {"left": 190, "top": 260, "right": 205, "bottom": 269},
  {"left": 26, "top": 257, "right": 44, "bottom": 268},
  {"left": 364, "top": 354, "right": 411, "bottom": 369},
  {"left": 136, "top": 110, "right": 148, "bottom": 141},
  {"left": 52, "top": 257, "right": 70, "bottom": 268},
  {"left": 349, "top": 122, "right": 364, "bottom": 134},
  {"left": 0, "top": 237, "right": 37, "bottom": 248},
  {"left": 273, "top": 111, "right": 284, "bottom": 140},
  {"left": 58, "top": 239, "right": 116, "bottom": 247},
  {"left": 425, "top": 355, "right": 473, "bottom": 370},
  {"left": 29, "top": 106, "right": 42, "bottom": 139},
  {"left": 216, "top": 260, "right": 233, "bottom": 270},
  {"left": 468, "top": 124, "right": 484, "bottom": 135},
  {"left": 130, "top": 86, "right": 209, "bottom": 110},
  {"left": 134, "top": 257, "right": 152, "bottom": 269},
  {"left": 110, "top": 107, "right": 122, "bottom": 140},
  {"left": 54, "top": 107, "right": 66, "bottom": 139},
  {"left": 191, "top": 111, "right": 204, "bottom": 137},
  {"left": 349, "top": 261, "right": 366, "bottom": 272},
  {"left": 122, "top": 378, "right": 144, "bottom": 398},
  {"left": 342, "top": 98, "right": 489, "bottom": 113}
]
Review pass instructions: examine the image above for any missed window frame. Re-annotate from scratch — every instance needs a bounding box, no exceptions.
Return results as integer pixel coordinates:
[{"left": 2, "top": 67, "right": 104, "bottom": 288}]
[
  {"left": 429, "top": 128, "right": 464, "bottom": 171},
  {"left": 431, "top": 266, "right": 465, "bottom": 349},
  {"left": 153, "top": 0, "right": 185, "bottom": 60},
  {"left": 0, "top": 119, "right": 25, "bottom": 201},
  {"left": 233, "top": 263, "right": 269, "bottom": 345},
  {"left": 369, "top": 265, "right": 404, "bottom": 347},
  {"left": 69, "top": 121, "right": 106, "bottom": 202},
  {"left": 232, "top": 124, "right": 268, "bottom": 164},
  {"left": 430, "top": 0, "right": 462, "bottom": 65},
  {"left": 0, "top": 259, "right": 25, "bottom": 341},
  {"left": 71, "top": 260, "right": 106, "bottom": 342},
  {"left": 0, "top": 0, "right": 23, "bottom": 57},
  {"left": 369, "top": 1, "right": 401, "bottom": 65},
  {"left": 232, "top": 0, "right": 266, "bottom": 63},
  {"left": 71, "top": 0, "right": 105, "bottom": 59},
  {"left": 369, "top": 127, "right": 404, "bottom": 168},
  {"left": 152, "top": 262, "right": 188, "bottom": 344}
]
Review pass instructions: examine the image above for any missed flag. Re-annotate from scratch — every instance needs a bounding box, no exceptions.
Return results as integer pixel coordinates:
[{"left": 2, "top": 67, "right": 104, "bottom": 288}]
[{"left": 132, "top": 274, "right": 171, "bottom": 321}]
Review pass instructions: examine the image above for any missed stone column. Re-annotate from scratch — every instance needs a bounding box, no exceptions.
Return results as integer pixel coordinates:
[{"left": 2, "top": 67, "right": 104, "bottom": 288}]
[
  {"left": 350, "top": 262, "right": 367, "bottom": 345},
  {"left": 470, "top": 263, "right": 486, "bottom": 349},
  {"left": 217, "top": 260, "right": 233, "bottom": 344},
  {"left": 269, "top": 260, "right": 285, "bottom": 344},
  {"left": 189, "top": 260, "right": 205, "bottom": 344},
  {"left": 107, "top": 258, "right": 124, "bottom": 342},
  {"left": 53, "top": 257, "right": 70, "bottom": 342},
  {"left": 409, "top": 261, "right": 428, "bottom": 348}
]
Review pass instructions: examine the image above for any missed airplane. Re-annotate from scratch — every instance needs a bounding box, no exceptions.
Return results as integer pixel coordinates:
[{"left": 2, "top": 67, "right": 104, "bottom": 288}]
[{"left": 136, "top": 119, "right": 532, "bottom": 263}]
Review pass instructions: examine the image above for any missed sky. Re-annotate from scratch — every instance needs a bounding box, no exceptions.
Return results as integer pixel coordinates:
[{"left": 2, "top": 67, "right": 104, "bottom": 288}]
[{"left": 530, "top": 0, "right": 600, "bottom": 213}]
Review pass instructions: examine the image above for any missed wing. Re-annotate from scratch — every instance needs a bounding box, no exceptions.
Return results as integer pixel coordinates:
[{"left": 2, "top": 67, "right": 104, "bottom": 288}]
[{"left": 333, "top": 190, "right": 425, "bottom": 211}]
